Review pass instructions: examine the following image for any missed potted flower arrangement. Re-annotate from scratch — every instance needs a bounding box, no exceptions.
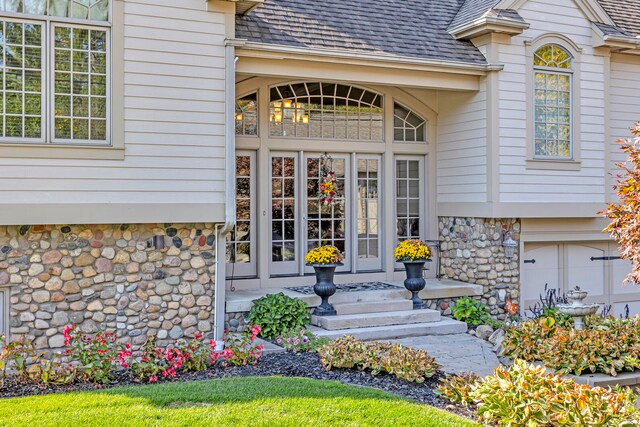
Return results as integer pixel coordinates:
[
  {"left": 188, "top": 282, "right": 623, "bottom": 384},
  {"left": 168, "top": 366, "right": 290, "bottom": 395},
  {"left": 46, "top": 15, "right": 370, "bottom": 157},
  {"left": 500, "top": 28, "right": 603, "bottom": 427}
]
[
  {"left": 305, "top": 245, "right": 344, "bottom": 316},
  {"left": 394, "top": 240, "right": 431, "bottom": 309}
]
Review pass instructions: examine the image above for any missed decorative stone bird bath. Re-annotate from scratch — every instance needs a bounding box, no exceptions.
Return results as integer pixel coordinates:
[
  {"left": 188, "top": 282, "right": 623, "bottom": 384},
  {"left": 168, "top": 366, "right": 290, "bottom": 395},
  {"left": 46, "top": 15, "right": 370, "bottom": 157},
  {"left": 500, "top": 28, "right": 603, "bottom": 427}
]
[{"left": 556, "top": 286, "right": 599, "bottom": 330}]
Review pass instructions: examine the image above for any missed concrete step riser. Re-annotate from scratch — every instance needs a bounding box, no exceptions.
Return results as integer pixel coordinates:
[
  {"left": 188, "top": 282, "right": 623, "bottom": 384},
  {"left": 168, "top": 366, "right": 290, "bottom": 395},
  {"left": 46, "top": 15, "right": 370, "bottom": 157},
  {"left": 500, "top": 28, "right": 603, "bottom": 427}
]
[
  {"left": 334, "top": 299, "right": 413, "bottom": 315},
  {"left": 311, "top": 319, "right": 468, "bottom": 341},
  {"left": 311, "top": 309, "right": 441, "bottom": 330}
]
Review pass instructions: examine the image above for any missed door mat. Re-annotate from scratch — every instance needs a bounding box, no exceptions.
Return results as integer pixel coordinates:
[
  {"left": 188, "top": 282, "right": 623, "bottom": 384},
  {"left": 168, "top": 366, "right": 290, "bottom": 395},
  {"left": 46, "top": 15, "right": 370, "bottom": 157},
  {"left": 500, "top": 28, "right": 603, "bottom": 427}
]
[{"left": 289, "top": 282, "right": 402, "bottom": 295}]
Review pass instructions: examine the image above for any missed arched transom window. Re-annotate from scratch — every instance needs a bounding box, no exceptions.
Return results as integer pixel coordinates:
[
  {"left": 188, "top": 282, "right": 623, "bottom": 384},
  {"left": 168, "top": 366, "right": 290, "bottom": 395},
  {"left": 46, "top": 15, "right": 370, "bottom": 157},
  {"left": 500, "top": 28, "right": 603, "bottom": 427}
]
[
  {"left": 533, "top": 44, "right": 573, "bottom": 159},
  {"left": 394, "top": 102, "right": 426, "bottom": 142},
  {"left": 268, "top": 82, "right": 383, "bottom": 140}
]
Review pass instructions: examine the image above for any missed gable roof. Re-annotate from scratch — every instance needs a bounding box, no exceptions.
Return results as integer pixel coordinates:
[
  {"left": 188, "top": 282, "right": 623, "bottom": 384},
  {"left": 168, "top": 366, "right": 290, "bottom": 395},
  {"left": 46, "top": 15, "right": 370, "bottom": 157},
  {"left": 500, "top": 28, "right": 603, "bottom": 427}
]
[
  {"left": 448, "top": 0, "right": 525, "bottom": 33},
  {"left": 235, "top": 0, "right": 488, "bottom": 65},
  {"left": 597, "top": 0, "right": 640, "bottom": 37}
]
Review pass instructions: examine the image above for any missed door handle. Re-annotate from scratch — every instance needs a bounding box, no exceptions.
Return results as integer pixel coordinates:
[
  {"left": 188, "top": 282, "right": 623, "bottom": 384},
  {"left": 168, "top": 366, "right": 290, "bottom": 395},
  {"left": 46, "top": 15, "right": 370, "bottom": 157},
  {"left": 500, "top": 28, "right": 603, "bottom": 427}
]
[{"left": 524, "top": 259, "right": 536, "bottom": 264}]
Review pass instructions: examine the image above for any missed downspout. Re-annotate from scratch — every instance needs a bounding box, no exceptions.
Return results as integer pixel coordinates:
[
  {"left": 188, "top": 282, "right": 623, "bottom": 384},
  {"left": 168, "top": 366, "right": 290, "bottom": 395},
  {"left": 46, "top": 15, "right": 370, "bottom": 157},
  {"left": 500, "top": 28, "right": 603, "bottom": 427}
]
[{"left": 213, "top": 41, "right": 238, "bottom": 349}]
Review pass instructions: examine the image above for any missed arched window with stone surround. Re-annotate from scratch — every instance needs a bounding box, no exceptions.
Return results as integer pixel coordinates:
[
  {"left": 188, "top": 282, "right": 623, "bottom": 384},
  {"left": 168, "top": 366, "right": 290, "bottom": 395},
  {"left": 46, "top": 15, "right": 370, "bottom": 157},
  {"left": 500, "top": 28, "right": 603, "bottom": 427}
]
[
  {"left": 268, "top": 82, "right": 383, "bottom": 140},
  {"left": 533, "top": 44, "right": 573, "bottom": 159}
]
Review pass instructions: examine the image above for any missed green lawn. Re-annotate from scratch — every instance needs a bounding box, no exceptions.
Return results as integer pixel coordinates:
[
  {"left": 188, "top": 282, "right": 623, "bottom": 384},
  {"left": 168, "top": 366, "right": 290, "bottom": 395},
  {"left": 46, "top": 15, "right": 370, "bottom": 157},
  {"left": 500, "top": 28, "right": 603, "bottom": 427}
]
[{"left": 0, "top": 376, "right": 478, "bottom": 427}]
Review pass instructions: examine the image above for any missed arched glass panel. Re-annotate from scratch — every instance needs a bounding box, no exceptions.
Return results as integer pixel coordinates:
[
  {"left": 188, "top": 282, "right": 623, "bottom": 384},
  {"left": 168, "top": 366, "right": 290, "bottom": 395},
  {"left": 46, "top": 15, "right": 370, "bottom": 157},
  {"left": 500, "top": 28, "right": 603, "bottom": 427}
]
[
  {"left": 235, "top": 92, "right": 257, "bottom": 136},
  {"left": 0, "top": 0, "right": 109, "bottom": 21},
  {"left": 534, "top": 45, "right": 572, "bottom": 69},
  {"left": 533, "top": 44, "right": 573, "bottom": 159},
  {"left": 394, "top": 102, "right": 426, "bottom": 142},
  {"left": 269, "top": 82, "right": 383, "bottom": 141}
]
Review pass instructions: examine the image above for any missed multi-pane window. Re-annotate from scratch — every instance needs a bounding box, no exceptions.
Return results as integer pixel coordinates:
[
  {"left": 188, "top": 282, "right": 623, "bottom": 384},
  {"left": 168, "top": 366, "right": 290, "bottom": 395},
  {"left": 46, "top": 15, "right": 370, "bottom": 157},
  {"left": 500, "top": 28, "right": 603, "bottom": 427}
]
[
  {"left": 0, "top": 0, "right": 110, "bottom": 144},
  {"left": 0, "top": 21, "right": 44, "bottom": 139},
  {"left": 269, "top": 82, "right": 383, "bottom": 140},
  {"left": 357, "top": 158, "right": 379, "bottom": 260},
  {"left": 396, "top": 159, "right": 421, "bottom": 242},
  {"left": 227, "top": 155, "right": 252, "bottom": 264},
  {"left": 235, "top": 92, "right": 257, "bottom": 136},
  {"left": 533, "top": 44, "right": 572, "bottom": 159},
  {"left": 394, "top": 102, "right": 426, "bottom": 142},
  {"left": 271, "top": 156, "right": 296, "bottom": 263},
  {"left": 53, "top": 26, "right": 108, "bottom": 141}
]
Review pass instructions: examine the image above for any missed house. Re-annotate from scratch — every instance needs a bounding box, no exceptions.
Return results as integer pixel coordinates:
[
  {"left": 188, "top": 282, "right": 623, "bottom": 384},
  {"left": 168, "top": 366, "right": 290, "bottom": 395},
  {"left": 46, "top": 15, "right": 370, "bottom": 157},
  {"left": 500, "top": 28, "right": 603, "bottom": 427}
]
[{"left": 0, "top": 0, "right": 639, "bottom": 350}]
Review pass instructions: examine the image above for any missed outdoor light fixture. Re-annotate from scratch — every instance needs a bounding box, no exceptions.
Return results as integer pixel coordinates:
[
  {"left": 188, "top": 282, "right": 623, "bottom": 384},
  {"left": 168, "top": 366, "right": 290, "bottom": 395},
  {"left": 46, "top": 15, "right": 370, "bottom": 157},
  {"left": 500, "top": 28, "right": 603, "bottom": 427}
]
[
  {"left": 502, "top": 232, "right": 517, "bottom": 258},
  {"left": 152, "top": 235, "right": 165, "bottom": 250}
]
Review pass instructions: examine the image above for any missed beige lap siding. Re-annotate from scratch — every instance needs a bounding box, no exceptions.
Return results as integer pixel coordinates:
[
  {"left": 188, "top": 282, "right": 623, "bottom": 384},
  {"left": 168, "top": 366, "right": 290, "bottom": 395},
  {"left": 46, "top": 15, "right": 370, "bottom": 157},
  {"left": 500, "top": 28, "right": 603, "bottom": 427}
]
[{"left": 0, "top": 223, "right": 216, "bottom": 352}]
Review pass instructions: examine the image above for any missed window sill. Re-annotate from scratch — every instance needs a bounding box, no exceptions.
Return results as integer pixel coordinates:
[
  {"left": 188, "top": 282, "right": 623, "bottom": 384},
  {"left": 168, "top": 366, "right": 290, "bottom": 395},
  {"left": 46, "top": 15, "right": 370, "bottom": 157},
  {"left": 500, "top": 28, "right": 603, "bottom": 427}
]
[
  {"left": 0, "top": 143, "right": 124, "bottom": 160},
  {"left": 525, "top": 159, "right": 581, "bottom": 171}
]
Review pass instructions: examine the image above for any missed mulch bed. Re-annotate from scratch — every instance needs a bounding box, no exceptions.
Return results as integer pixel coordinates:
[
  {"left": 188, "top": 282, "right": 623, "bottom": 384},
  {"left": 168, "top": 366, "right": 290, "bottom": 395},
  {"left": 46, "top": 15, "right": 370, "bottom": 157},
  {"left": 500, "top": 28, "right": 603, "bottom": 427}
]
[{"left": 0, "top": 352, "right": 475, "bottom": 419}]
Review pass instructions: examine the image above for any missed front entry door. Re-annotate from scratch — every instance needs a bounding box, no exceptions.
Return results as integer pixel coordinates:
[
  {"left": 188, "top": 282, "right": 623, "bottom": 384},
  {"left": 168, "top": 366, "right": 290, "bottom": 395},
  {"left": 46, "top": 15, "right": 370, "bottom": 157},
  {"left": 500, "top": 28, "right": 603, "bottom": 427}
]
[{"left": 304, "top": 154, "right": 350, "bottom": 273}]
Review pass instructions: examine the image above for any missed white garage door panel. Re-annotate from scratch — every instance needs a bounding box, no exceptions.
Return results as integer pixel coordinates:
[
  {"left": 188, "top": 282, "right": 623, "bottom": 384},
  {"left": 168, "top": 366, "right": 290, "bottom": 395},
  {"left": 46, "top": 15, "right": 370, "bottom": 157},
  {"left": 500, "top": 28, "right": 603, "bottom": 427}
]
[
  {"left": 612, "top": 258, "right": 637, "bottom": 295},
  {"left": 613, "top": 301, "right": 640, "bottom": 318},
  {"left": 566, "top": 244, "right": 607, "bottom": 304},
  {"left": 522, "top": 244, "right": 560, "bottom": 309}
]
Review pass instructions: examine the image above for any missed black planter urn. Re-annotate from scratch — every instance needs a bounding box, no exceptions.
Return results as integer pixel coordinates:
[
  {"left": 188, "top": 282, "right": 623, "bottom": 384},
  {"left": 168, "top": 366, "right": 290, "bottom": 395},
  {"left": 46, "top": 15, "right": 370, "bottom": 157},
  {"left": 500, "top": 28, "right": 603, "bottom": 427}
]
[
  {"left": 311, "top": 264, "right": 340, "bottom": 316},
  {"left": 403, "top": 260, "right": 426, "bottom": 309}
]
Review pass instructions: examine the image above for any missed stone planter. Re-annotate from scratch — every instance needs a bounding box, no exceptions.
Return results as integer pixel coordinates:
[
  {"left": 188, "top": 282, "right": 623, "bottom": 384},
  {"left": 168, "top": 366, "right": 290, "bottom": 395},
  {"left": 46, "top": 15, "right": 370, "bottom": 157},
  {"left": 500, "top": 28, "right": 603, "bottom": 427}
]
[
  {"left": 311, "top": 263, "right": 341, "bottom": 316},
  {"left": 402, "top": 260, "right": 427, "bottom": 309}
]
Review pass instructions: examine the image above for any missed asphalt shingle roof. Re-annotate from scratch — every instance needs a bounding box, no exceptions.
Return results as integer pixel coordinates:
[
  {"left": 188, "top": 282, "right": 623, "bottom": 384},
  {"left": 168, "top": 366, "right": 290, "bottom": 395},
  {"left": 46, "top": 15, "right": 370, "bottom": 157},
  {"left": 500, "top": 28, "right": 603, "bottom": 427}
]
[
  {"left": 597, "top": 0, "right": 640, "bottom": 37},
  {"left": 235, "top": 0, "right": 488, "bottom": 65}
]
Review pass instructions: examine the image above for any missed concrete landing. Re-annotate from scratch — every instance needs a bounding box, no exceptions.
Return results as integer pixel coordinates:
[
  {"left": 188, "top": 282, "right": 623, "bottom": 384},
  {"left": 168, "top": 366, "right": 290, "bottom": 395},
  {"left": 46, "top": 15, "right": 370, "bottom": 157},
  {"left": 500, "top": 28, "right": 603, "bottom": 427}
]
[
  {"left": 311, "top": 309, "right": 441, "bottom": 330},
  {"left": 309, "top": 318, "right": 467, "bottom": 341},
  {"left": 334, "top": 299, "right": 413, "bottom": 315},
  {"left": 226, "top": 279, "right": 483, "bottom": 312}
]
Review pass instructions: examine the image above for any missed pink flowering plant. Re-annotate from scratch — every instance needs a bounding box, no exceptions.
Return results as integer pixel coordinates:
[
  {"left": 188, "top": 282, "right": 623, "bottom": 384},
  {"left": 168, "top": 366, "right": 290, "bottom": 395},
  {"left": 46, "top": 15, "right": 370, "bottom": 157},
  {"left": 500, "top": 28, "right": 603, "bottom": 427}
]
[
  {"left": 221, "top": 325, "right": 264, "bottom": 366},
  {"left": 63, "top": 324, "right": 124, "bottom": 384},
  {"left": 275, "top": 329, "right": 329, "bottom": 353}
]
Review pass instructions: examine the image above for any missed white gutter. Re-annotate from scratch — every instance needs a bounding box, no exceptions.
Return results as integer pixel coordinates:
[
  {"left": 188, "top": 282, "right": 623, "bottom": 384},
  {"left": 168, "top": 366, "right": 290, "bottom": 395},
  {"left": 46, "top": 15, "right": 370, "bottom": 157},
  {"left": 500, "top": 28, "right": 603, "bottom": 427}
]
[{"left": 213, "top": 40, "right": 238, "bottom": 348}]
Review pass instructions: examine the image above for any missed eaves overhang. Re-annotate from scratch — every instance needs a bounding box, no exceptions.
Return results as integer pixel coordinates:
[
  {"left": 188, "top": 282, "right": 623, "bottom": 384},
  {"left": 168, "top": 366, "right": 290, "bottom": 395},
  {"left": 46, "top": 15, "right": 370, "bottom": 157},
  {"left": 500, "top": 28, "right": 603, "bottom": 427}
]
[
  {"left": 592, "top": 23, "right": 640, "bottom": 52},
  {"left": 449, "top": 16, "right": 530, "bottom": 40}
]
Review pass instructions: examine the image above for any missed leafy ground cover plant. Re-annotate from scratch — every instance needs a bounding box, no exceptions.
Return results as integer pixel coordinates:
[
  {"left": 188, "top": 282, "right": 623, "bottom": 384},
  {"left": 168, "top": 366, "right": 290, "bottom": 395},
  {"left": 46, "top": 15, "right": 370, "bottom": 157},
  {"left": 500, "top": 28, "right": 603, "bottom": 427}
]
[
  {"left": 503, "top": 315, "right": 640, "bottom": 376},
  {"left": 451, "top": 296, "right": 490, "bottom": 326},
  {"left": 318, "top": 335, "right": 439, "bottom": 383},
  {"left": 438, "top": 359, "right": 640, "bottom": 426},
  {"left": 275, "top": 329, "right": 330, "bottom": 353},
  {"left": 247, "top": 293, "right": 310, "bottom": 339}
]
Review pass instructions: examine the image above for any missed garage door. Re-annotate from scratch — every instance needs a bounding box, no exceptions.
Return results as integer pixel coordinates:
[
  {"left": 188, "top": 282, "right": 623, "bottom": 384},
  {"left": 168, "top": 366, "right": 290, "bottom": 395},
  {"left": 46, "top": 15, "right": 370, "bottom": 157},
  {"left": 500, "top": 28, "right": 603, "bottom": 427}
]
[{"left": 522, "top": 242, "right": 640, "bottom": 317}]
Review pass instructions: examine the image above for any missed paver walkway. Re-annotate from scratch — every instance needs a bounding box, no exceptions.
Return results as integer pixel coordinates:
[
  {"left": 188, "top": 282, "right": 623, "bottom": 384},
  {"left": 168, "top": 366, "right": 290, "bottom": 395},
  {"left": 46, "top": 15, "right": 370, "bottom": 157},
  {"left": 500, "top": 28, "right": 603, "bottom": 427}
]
[{"left": 392, "top": 334, "right": 500, "bottom": 377}]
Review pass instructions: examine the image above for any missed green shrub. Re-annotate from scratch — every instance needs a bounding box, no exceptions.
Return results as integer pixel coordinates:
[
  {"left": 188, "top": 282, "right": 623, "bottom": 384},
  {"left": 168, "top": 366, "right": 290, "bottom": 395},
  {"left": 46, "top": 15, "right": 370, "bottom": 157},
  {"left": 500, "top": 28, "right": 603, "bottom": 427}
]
[
  {"left": 318, "top": 335, "right": 439, "bottom": 383},
  {"left": 275, "top": 329, "right": 330, "bottom": 353},
  {"left": 438, "top": 359, "right": 640, "bottom": 426},
  {"left": 503, "top": 315, "right": 640, "bottom": 376},
  {"left": 247, "top": 293, "right": 310, "bottom": 339},
  {"left": 451, "top": 296, "right": 490, "bottom": 325}
]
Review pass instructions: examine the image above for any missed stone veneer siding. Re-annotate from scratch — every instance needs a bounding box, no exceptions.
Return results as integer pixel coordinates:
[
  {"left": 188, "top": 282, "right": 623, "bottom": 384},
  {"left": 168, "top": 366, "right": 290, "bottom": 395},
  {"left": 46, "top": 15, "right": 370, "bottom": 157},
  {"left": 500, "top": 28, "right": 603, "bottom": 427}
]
[
  {"left": 438, "top": 217, "right": 520, "bottom": 317},
  {"left": 0, "top": 224, "right": 217, "bottom": 351}
]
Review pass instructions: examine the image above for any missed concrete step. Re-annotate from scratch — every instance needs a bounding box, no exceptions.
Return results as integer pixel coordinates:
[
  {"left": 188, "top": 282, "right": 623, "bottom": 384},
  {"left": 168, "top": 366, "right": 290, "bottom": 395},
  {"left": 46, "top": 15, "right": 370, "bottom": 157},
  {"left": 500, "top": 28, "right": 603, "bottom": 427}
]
[
  {"left": 309, "top": 318, "right": 468, "bottom": 341},
  {"left": 311, "top": 309, "right": 441, "bottom": 330},
  {"left": 333, "top": 299, "right": 413, "bottom": 315}
]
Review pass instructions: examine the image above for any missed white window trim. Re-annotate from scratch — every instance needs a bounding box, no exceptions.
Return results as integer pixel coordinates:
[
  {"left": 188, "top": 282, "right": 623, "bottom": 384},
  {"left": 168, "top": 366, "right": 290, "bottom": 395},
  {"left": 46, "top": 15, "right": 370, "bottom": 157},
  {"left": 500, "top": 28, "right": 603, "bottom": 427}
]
[
  {"left": 525, "top": 34, "right": 582, "bottom": 170},
  {"left": 0, "top": 0, "right": 123, "bottom": 160}
]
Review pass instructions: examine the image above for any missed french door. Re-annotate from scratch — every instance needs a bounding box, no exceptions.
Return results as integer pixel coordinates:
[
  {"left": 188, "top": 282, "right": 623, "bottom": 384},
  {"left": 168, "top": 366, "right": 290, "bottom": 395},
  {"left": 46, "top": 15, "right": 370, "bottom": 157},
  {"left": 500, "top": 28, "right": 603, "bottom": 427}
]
[{"left": 268, "top": 152, "right": 383, "bottom": 276}]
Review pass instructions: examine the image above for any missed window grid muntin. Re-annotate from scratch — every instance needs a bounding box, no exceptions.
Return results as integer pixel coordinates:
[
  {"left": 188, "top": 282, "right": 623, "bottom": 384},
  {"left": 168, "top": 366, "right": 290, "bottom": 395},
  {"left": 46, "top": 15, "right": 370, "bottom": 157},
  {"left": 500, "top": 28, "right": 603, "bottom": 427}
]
[
  {"left": 269, "top": 82, "right": 383, "bottom": 141},
  {"left": 227, "top": 155, "right": 252, "bottom": 264},
  {"left": 51, "top": 23, "right": 108, "bottom": 143},
  {"left": 306, "top": 156, "right": 346, "bottom": 254},
  {"left": 396, "top": 159, "right": 421, "bottom": 242},
  {"left": 357, "top": 158, "right": 379, "bottom": 259},
  {"left": 0, "top": 0, "right": 109, "bottom": 22},
  {"left": 393, "top": 102, "right": 426, "bottom": 143},
  {"left": 235, "top": 92, "right": 257, "bottom": 136},
  {"left": 533, "top": 44, "right": 573, "bottom": 160},
  {"left": 271, "top": 155, "right": 296, "bottom": 263},
  {"left": 0, "top": 18, "right": 45, "bottom": 141}
]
